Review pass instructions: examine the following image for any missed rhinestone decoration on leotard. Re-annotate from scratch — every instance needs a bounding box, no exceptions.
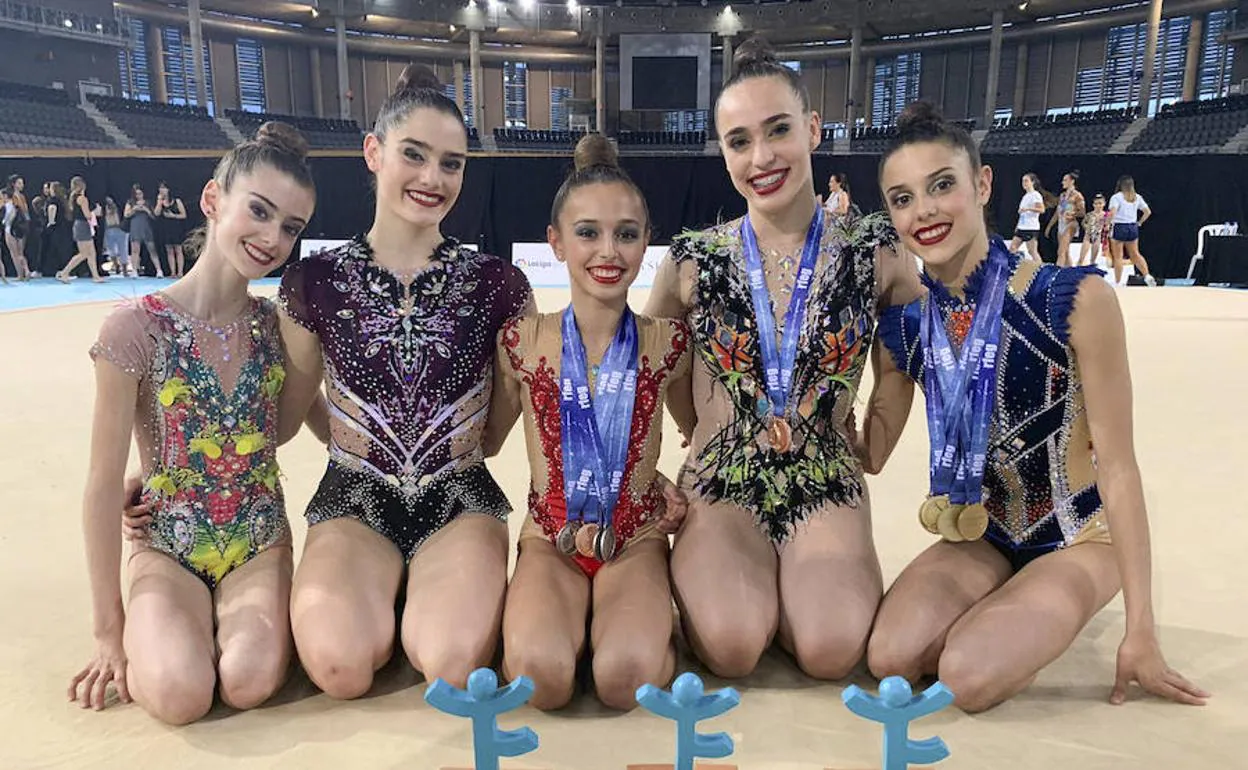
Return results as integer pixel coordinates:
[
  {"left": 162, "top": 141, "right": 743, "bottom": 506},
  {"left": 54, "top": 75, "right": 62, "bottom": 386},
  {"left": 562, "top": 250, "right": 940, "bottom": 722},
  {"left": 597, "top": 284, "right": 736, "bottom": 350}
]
[
  {"left": 669, "top": 210, "right": 897, "bottom": 543},
  {"left": 279, "top": 235, "right": 532, "bottom": 558},
  {"left": 878, "top": 248, "right": 1104, "bottom": 564}
]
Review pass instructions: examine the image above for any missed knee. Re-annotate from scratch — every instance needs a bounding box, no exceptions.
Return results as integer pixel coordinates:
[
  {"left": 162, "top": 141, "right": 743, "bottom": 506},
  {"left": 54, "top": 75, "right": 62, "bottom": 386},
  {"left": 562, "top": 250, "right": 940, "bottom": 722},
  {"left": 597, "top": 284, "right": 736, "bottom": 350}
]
[
  {"left": 866, "top": 629, "right": 926, "bottom": 683},
  {"left": 790, "top": 624, "right": 868, "bottom": 681},
  {"left": 593, "top": 646, "right": 672, "bottom": 711},
  {"left": 685, "top": 616, "right": 771, "bottom": 679},
  {"left": 406, "top": 631, "right": 497, "bottom": 692},
  {"left": 218, "top": 645, "right": 289, "bottom": 711},
  {"left": 937, "top": 643, "right": 1007, "bottom": 714},
  {"left": 134, "top": 664, "right": 215, "bottom": 726},
  {"left": 297, "top": 634, "right": 383, "bottom": 700},
  {"left": 504, "top": 646, "right": 577, "bottom": 711}
]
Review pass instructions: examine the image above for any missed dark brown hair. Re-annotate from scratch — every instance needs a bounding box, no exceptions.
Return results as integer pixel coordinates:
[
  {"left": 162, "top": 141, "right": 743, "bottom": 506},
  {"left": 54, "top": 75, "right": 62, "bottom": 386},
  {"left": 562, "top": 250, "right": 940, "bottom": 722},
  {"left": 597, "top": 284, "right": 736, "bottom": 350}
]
[
  {"left": 550, "top": 133, "right": 648, "bottom": 228},
  {"left": 373, "top": 63, "right": 466, "bottom": 140},
  {"left": 187, "top": 122, "right": 314, "bottom": 259},
  {"left": 715, "top": 36, "right": 810, "bottom": 121},
  {"left": 213, "top": 121, "right": 313, "bottom": 194},
  {"left": 879, "top": 100, "right": 981, "bottom": 183}
]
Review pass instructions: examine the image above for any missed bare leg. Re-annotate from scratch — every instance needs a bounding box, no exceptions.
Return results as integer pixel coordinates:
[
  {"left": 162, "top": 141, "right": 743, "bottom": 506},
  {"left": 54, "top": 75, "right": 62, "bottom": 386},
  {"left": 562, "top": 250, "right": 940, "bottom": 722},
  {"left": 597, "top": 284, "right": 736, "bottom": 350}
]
[
  {"left": 214, "top": 545, "right": 294, "bottom": 710},
  {"left": 670, "top": 497, "right": 778, "bottom": 678},
  {"left": 173, "top": 246, "right": 185, "bottom": 277},
  {"left": 400, "top": 513, "right": 509, "bottom": 689},
  {"left": 1026, "top": 239, "right": 1041, "bottom": 261},
  {"left": 1125, "top": 241, "right": 1152, "bottom": 280},
  {"left": 1109, "top": 240, "right": 1125, "bottom": 284},
  {"left": 1057, "top": 231, "right": 1072, "bottom": 267},
  {"left": 501, "top": 537, "right": 589, "bottom": 710},
  {"left": 1009, "top": 236, "right": 1022, "bottom": 255},
  {"left": 123, "top": 551, "right": 216, "bottom": 725},
  {"left": 290, "top": 518, "right": 404, "bottom": 699},
  {"left": 590, "top": 538, "right": 676, "bottom": 709},
  {"left": 938, "top": 542, "right": 1120, "bottom": 712},
  {"left": 867, "top": 539, "right": 1012, "bottom": 682},
  {"left": 6, "top": 235, "right": 29, "bottom": 279},
  {"left": 59, "top": 241, "right": 104, "bottom": 283},
  {"left": 776, "top": 497, "right": 884, "bottom": 680}
]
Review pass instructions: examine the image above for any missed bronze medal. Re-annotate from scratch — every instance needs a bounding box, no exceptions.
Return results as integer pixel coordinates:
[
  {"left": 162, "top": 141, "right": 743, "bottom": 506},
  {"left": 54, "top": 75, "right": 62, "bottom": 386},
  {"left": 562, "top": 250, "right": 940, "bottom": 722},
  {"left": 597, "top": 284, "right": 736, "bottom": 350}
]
[
  {"left": 556, "top": 521, "right": 580, "bottom": 556},
  {"left": 956, "top": 502, "right": 989, "bottom": 541},
  {"left": 575, "top": 523, "right": 599, "bottom": 558},
  {"left": 768, "top": 417, "right": 793, "bottom": 453},
  {"left": 594, "top": 525, "right": 618, "bottom": 562}
]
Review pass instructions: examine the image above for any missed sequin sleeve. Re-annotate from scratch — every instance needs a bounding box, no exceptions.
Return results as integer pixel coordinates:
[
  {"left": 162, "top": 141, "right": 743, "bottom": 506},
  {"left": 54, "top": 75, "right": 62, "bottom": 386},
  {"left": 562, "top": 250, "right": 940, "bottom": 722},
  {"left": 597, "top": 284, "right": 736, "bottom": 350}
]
[
  {"left": 277, "top": 257, "right": 318, "bottom": 333},
  {"left": 664, "top": 318, "right": 692, "bottom": 380},
  {"left": 498, "top": 261, "right": 534, "bottom": 326},
  {"left": 88, "top": 300, "right": 154, "bottom": 379}
]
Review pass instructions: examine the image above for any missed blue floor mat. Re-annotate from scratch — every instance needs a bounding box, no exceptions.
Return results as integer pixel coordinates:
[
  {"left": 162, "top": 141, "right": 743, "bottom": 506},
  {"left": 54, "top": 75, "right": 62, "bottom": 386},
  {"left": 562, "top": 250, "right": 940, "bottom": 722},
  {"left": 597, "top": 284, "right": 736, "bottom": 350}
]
[{"left": 0, "top": 277, "right": 280, "bottom": 313}]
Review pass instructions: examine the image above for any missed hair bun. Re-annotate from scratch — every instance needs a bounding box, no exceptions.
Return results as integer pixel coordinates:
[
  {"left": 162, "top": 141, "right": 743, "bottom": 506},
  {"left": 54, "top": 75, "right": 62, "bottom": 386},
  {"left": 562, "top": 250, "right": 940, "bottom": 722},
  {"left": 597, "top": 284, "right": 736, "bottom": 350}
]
[
  {"left": 733, "top": 36, "right": 778, "bottom": 70},
  {"left": 395, "top": 63, "right": 442, "bottom": 96},
  {"left": 896, "top": 100, "right": 947, "bottom": 137},
  {"left": 255, "top": 121, "right": 309, "bottom": 160},
  {"left": 573, "top": 133, "right": 619, "bottom": 173}
]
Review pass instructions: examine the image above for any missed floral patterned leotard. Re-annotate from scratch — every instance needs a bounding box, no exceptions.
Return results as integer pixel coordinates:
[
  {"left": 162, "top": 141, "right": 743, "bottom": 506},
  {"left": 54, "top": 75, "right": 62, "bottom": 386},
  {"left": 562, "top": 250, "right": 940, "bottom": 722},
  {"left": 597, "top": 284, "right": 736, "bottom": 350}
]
[{"left": 91, "top": 292, "right": 289, "bottom": 589}]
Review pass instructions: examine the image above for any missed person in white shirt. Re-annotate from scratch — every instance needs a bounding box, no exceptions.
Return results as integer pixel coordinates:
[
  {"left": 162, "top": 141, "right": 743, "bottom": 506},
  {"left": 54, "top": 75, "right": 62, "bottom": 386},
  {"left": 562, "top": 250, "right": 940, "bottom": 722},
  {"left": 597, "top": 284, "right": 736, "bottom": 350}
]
[
  {"left": 823, "top": 172, "right": 851, "bottom": 217},
  {"left": 1107, "top": 175, "right": 1156, "bottom": 286},
  {"left": 1009, "top": 173, "right": 1053, "bottom": 260}
]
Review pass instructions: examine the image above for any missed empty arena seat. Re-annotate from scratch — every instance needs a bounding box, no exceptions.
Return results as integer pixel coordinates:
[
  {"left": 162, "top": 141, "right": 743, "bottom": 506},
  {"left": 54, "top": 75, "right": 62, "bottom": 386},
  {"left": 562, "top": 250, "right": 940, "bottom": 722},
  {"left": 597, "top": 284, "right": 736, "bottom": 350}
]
[
  {"left": 979, "top": 109, "right": 1134, "bottom": 154},
  {"left": 1128, "top": 95, "right": 1248, "bottom": 154},
  {"left": 226, "top": 109, "right": 364, "bottom": 150},
  {"left": 88, "top": 95, "right": 232, "bottom": 150},
  {"left": 0, "top": 81, "right": 115, "bottom": 149}
]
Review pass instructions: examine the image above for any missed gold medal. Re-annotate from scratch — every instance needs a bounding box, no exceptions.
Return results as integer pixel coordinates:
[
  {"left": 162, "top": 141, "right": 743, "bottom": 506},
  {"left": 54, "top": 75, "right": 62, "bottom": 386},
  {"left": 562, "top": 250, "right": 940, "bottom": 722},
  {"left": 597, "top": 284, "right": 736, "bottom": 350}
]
[
  {"left": 936, "top": 502, "right": 966, "bottom": 543},
  {"left": 918, "top": 495, "right": 950, "bottom": 534},
  {"left": 768, "top": 417, "right": 793, "bottom": 453},
  {"left": 956, "top": 502, "right": 989, "bottom": 541},
  {"left": 575, "top": 523, "right": 599, "bottom": 558}
]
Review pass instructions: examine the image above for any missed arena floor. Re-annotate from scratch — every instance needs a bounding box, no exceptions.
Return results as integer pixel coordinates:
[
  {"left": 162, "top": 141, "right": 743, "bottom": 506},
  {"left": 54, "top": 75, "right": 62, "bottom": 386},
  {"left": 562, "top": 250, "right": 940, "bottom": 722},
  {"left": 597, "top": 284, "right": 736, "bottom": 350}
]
[{"left": 1, "top": 278, "right": 1245, "bottom": 770}]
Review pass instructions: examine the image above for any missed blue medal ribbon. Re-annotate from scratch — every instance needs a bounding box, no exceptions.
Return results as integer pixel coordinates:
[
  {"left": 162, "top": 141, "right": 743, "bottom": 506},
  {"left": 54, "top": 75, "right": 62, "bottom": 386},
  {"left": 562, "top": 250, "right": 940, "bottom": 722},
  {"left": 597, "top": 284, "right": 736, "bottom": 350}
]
[
  {"left": 559, "top": 306, "right": 639, "bottom": 530},
  {"left": 920, "top": 239, "right": 1010, "bottom": 506},
  {"left": 739, "top": 208, "right": 824, "bottom": 422}
]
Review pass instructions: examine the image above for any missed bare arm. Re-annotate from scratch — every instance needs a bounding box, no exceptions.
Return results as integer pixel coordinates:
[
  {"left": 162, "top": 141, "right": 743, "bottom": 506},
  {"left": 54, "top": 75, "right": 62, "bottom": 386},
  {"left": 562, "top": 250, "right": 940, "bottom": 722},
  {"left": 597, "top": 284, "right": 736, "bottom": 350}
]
[
  {"left": 665, "top": 367, "right": 696, "bottom": 443},
  {"left": 837, "top": 194, "right": 851, "bottom": 216},
  {"left": 643, "top": 249, "right": 693, "bottom": 320},
  {"left": 1137, "top": 205, "right": 1151, "bottom": 227},
  {"left": 83, "top": 362, "right": 138, "bottom": 641},
  {"left": 276, "top": 312, "right": 325, "bottom": 446},
  {"left": 1069, "top": 278, "right": 1207, "bottom": 705},
  {"left": 69, "top": 360, "right": 139, "bottom": 709},
  {"left": 855, "top": 336, "right": 915, "bottom": 474},
  {"left": 482, "top": 334, "right": 523, "bottom": 459}
]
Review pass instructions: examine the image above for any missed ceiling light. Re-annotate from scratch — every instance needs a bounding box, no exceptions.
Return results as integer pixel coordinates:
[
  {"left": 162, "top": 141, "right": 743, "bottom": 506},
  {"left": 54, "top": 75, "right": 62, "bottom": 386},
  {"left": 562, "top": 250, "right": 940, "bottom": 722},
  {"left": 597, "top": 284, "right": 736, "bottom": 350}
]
[{"left": 567, "top": 0, "right": 579, "bottom": 11}]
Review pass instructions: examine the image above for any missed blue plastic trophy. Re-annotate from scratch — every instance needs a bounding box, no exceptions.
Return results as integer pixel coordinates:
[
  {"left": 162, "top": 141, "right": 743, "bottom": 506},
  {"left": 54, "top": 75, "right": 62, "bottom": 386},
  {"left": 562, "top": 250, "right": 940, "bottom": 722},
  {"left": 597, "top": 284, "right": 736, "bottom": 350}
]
[
  {"left": 424, "top": 667, "right": 539, "bottom": 770},
  {"left": 842, "top": 676, "right": 954, "bottom": 770},
  {"left": 634, "top": 672, "right": 741, "bottom": 770}
]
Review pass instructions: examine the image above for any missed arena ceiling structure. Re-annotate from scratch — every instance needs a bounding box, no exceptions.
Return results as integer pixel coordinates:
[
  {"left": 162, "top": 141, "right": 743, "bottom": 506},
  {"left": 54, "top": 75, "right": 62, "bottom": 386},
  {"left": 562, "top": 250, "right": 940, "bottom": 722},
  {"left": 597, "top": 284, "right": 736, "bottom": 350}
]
[{"left": 115, "top": 0, "right": 1239, "bottom": 60}]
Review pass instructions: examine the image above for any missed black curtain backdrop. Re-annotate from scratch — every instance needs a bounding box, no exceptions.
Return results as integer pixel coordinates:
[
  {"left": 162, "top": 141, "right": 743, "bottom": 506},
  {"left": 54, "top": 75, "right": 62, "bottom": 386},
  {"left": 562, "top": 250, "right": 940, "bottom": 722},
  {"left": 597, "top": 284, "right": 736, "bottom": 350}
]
[{"left": 4, "top": 153, "right": 1246, "bottom": 280}]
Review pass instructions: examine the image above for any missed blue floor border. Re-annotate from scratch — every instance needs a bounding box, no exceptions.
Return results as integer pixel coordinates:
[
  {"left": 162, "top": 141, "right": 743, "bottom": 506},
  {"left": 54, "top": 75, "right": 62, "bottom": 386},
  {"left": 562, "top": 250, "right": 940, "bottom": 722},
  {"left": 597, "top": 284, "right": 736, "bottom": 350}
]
[{"left": 0, "top": 276, "right": 281, "bottom": 313}]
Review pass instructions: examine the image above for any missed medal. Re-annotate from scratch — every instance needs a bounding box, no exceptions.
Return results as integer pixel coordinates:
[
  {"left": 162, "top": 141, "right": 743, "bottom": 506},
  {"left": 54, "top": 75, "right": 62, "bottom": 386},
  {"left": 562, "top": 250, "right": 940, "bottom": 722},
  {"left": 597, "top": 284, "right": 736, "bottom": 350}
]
[
  {"left": 918, "top": 494, "right": 951, "bottom": 534},
  {"left": 936, "top": 503, "right": 966, "bottom": 543},
  {"left": 956, "top": 502, "right": 989, "bottom": 541},
  {"left": 575, "top": 523, "right": 599, "bottom": 558},
  {"left": 559, "top": 307, "right": 638, "bottom": 563},
  {"left": 594, "top": 525, "right": 618, "bottom": 562},
  {"left": 768, "top": 416, "right": 793, "bottom": 453},
  {"left": 920, "top": 239, "right": 1010, "bottom": 544},
  {"left": 741, "top": 208, "right": 824, "bottom": 458},
  {"left": 556, "top": 521, "right": 580, "bottom": 556}
]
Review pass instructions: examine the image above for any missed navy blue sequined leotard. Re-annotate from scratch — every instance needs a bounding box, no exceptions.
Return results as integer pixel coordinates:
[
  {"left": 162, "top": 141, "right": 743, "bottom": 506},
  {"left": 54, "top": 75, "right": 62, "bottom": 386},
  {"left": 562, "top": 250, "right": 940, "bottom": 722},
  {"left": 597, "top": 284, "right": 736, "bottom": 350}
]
[{"left": 878, "top": 244, "right": 1111, "bottom": 571}]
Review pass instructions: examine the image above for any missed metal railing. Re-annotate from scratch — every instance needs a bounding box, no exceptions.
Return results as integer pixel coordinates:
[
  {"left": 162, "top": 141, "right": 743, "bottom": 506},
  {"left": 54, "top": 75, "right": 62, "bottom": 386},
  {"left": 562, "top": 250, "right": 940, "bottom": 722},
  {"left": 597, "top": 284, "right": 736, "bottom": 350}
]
[{"left": 0, "top": 1, "right": 131, "bottom": 47}]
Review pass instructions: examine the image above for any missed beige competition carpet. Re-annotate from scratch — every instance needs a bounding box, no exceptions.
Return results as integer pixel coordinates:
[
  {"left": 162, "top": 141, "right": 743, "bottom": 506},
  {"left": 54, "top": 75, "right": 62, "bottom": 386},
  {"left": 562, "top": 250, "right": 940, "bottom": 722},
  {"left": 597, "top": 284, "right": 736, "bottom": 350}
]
[{"left": 1, "top": 283, "right": 1245, "bottom": 770}]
